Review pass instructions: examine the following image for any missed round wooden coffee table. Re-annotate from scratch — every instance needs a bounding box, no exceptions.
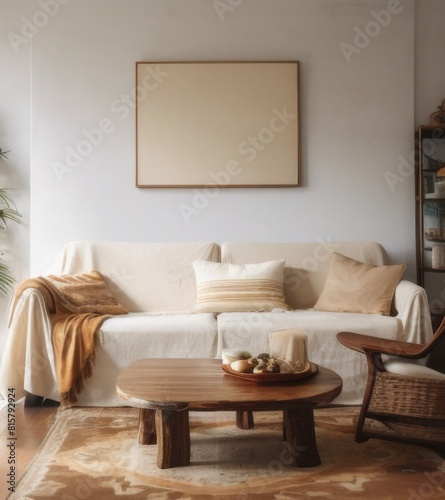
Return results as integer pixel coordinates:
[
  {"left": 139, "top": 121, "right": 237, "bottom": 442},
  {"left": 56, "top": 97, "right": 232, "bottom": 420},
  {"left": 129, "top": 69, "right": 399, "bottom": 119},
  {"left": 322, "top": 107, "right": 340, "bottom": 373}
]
[{"left": 116, "top": 358, "right": 342, "bottom": 469}]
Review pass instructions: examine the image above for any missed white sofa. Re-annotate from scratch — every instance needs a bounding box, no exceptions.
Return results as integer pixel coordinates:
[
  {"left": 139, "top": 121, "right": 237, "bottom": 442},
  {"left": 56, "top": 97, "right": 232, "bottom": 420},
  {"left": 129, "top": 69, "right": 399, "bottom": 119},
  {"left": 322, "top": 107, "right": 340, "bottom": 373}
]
[{"left": 0, "top": 240, "right": 433, "bottom": 406}]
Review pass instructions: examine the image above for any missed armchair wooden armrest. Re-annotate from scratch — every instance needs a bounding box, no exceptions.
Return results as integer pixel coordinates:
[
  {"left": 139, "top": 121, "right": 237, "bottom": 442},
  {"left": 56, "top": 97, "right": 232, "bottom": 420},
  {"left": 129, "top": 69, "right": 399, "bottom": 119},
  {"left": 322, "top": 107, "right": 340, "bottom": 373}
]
[
  {"left": 337, "top": 314, "right": 445, "bottom": 360},
  {"left": 336, "top": 332, "right": 425, "bottom": 359}
]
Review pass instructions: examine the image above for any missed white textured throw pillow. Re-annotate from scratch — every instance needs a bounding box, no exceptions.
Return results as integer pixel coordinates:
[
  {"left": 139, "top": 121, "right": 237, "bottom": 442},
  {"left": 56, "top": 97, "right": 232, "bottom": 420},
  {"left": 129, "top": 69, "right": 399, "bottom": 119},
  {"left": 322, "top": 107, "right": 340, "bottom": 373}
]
[{"left": 193, "top": 260, "right": 290, "bottom": 313}]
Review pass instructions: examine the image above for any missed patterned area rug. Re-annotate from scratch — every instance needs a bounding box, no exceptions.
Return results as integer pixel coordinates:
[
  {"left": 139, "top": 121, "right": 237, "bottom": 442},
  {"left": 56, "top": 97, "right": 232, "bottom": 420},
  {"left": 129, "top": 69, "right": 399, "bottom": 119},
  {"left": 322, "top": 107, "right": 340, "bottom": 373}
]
[{"left": 10, "top": 407, "right": 445, "bottom": 499}]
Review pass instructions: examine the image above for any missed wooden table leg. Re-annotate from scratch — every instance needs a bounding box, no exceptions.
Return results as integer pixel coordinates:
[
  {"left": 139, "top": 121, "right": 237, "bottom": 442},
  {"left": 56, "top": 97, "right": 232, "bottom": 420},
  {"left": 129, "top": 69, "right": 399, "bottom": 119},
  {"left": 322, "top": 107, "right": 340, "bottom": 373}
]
[
  {"left": 138, "top": 409, "right": 157, "bottom": 445},
  {"left": 283, "top": 408, "right": 321, "bottom": 467},
  {"left": 236, "top": 410, "right": 255, "bottom": 429},
  {"left": 155, "top": 409, "right": 191, "bottom": 469}
]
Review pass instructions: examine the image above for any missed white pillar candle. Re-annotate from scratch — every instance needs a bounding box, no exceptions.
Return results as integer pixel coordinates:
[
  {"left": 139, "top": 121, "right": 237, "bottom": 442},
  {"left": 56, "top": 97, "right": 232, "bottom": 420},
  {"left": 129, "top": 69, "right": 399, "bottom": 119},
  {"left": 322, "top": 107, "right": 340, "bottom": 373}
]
[
  {"left": 269, "top": 329, "right": 309, "bottom": 373},
  {"left": 432, "top": 245, "right": 445, "bottom": 269}
]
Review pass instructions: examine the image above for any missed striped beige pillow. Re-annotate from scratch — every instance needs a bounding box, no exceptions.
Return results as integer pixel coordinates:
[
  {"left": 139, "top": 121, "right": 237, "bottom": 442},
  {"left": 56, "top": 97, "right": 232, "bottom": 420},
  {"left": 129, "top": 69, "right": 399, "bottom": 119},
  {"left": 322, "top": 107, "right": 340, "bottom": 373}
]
[{"left": 192, "top": 260, "right": 290, "bottom": 313}]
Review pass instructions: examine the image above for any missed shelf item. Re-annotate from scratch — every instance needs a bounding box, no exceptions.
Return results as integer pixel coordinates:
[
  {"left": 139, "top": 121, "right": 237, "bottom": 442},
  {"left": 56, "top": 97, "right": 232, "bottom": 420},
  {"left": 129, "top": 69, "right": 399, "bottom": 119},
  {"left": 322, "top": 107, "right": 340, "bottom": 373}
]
[{"left": 416, "top": 123, "right": 445, "bottom": 286}]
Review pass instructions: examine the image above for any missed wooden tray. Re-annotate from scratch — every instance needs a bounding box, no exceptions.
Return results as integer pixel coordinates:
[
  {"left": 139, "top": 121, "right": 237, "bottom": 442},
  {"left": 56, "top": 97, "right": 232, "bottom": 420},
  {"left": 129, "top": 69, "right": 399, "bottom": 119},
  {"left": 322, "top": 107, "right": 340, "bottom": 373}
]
[{"left": 221, "top": 362, "right": 318, "bottom": 383}]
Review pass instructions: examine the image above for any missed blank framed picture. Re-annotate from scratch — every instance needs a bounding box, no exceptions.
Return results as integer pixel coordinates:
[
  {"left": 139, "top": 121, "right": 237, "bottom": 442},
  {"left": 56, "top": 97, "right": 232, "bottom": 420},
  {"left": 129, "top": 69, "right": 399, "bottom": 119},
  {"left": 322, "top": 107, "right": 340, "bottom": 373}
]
[{"left": 136, "top": 61, "right": 300, "bottom": 187}]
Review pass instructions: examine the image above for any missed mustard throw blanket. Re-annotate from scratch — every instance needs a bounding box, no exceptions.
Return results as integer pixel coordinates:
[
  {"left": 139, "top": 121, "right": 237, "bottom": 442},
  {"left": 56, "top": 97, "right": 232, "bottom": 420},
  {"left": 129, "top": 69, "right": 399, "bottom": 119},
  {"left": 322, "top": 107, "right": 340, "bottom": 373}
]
[{"left": 11, "top": 271, "right": 128, "bottom": 406}]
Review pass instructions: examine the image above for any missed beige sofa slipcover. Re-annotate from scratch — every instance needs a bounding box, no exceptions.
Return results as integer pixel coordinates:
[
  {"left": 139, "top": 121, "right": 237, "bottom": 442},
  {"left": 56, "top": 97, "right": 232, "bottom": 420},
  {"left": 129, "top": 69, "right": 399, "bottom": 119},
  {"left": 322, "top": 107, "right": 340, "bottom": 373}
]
[{"left": 0, "top": 240, "right": 433, "bottom": 406}]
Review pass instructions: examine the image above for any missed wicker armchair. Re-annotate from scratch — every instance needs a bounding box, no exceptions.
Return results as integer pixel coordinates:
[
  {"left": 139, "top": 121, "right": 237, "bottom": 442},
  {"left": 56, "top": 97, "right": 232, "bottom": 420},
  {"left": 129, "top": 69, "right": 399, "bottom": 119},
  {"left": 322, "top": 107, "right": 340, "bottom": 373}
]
[{"left": 337, "top": 319, "right": 445, "bottom": 457}]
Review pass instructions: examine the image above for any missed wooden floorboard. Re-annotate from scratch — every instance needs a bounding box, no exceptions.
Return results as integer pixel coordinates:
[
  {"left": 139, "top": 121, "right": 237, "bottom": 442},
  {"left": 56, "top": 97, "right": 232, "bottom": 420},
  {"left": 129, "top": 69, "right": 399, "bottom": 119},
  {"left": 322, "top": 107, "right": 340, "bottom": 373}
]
[{"left": 0, "top": 400, "right": 58, "bottom": 498}]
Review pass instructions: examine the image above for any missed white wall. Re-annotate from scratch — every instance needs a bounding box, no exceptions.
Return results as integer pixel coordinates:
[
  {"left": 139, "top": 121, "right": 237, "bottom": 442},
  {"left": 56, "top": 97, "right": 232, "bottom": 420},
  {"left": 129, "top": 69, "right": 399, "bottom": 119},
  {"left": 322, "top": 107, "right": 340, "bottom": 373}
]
[
  {"left": 29, "top": 0, "right": 415, "bottom": 276},
  {"left": 4, "top": 0, "right": 445, "bottom": 359}
]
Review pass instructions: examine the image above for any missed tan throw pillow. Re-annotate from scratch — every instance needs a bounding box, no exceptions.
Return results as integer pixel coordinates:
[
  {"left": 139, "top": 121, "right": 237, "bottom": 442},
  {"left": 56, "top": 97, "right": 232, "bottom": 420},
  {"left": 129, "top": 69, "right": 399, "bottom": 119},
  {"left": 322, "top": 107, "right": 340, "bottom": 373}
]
[
  {"left": 193, "top": 260, "right": 291, "bottom": 313},
  {"left": 313, "top": 252, "right": 406, "bottom": 316}
]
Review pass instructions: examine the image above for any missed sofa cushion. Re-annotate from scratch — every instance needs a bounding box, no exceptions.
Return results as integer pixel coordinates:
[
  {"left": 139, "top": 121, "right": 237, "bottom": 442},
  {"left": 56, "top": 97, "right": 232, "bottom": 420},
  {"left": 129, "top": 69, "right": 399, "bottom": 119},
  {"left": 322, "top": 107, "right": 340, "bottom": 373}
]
[
  {"left": 192, "top": 260, "right": 290, "bottom": 313},
  {"left": 313, "top": 253, "right": 406, "bottom": 316},
  {"left": 50, "top": 241, "right": 221, "bottom": 312},
  {"left": 383, "top": 359, "right": 445, "bottom": 380},
  {"left": 76, "top": 312, "right": 219, "bottom": 406},
  {"left": 221, "top": 241, "right": 386, "bottom": 309}
]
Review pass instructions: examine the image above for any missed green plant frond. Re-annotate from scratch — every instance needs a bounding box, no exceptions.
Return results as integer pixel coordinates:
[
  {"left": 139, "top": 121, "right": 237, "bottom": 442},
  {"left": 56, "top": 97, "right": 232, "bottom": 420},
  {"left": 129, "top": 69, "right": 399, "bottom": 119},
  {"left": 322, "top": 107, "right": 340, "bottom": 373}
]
[
  {"left": 0, "top": 189, "right": 17, "bottom": 208},
  {"left": 0, "top": 148, "right": 10, "bottom": 160},
  {"left": 0, "top": 262, "right": 15, "bottom": 295},
  {"left": 0, "top": 191, "right": 25, "bottom": 227},
  {"left": 0, "top": 148, "right": 23, "bottom": 295},
  {"left": 0, "top": 208, "right": 23, "bottom": 228}
]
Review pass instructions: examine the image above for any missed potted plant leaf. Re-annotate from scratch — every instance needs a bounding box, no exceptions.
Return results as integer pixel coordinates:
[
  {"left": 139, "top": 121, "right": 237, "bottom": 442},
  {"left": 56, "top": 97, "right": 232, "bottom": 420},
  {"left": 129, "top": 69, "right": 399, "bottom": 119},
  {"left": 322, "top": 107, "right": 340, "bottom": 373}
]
[{"left": 0, "top": 147, "right": 24, "bottom": 294}]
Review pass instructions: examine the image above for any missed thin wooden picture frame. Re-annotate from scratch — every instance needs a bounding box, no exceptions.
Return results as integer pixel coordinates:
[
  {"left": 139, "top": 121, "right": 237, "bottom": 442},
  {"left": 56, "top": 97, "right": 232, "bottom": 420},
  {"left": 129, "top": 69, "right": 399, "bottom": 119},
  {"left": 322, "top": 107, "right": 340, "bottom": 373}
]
[{"left": 135, "top": 61, "right": 300, "bottom": 188}]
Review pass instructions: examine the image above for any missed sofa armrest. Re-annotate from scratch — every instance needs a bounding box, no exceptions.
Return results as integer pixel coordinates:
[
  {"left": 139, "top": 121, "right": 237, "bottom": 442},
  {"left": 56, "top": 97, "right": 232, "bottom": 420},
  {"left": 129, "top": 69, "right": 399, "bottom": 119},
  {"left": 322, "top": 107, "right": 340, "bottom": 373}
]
[
  {"left": 0, "top": 287, "right": 58, "bottom": 403},
  {"left": 393, "top": 280, "right": 433, "bottom": 344}
]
